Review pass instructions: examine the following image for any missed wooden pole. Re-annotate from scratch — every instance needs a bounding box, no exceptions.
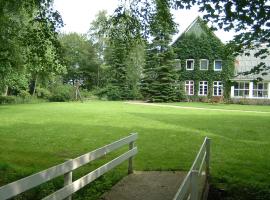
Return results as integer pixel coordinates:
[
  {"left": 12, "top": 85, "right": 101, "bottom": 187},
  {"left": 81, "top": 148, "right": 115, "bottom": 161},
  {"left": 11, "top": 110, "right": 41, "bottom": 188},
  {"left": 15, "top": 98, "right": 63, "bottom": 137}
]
[
  {"left": 64, "top": 171, "right": 72, "bottom": 200},
  {"left": 190, "top": 170, "right": 199, "bottom": 200},
  {"left": 205, "top": 137, "right": 211, "bottom": 179},
  {"left": 128, "top": 139, "right": 135, "bottom": 174}
]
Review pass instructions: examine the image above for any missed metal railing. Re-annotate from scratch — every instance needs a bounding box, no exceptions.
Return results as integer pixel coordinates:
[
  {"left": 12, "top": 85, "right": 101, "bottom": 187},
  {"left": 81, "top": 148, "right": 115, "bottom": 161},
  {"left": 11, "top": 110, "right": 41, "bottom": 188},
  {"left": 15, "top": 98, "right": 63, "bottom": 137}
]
[{"left": 0, "top": 133, "right": 138, "bottom": 200}]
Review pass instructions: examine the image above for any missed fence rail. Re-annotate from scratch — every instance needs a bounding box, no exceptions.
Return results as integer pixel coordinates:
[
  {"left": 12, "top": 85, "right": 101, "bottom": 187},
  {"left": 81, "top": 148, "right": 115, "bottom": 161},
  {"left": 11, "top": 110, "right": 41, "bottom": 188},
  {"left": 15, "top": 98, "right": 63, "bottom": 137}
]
[
  {"left": 0, "top": 133, "right": 138, "bottom": 200},
  {"left": 173, "top": 137, "right": 211, "bottom": 200}
]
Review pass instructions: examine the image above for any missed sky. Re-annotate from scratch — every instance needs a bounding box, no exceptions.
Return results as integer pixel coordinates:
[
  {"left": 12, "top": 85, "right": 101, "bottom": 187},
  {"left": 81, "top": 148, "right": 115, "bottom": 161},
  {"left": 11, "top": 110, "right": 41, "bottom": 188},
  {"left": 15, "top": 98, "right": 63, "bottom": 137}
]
[{"left": 53, "top": 0, "right": 235, "bottom": 43}]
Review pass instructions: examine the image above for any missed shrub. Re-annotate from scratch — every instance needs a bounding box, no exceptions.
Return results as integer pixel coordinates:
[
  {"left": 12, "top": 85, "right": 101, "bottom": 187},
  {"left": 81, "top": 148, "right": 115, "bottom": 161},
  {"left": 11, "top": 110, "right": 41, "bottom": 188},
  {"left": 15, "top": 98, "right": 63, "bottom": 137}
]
[
  {"left": 210, "top": 96, "right": 224, "bottom": 103},
  {"left": 18, "top": 90, "right": 31, "bottom": 99},
  {"left": 0, "top": 96, "right": 16, "bottom": 104},
  {"left": 80, "top": 89, "right": 99, "bottom": 100},
  {"left": 49, "top": 84, "right": 74, "bottom": 102},
  {"left": 36, "top": 87, "right": 51, "bottom": 99},
  {"left": 95, "top": 85, "right": 122, "bottom": 100}
]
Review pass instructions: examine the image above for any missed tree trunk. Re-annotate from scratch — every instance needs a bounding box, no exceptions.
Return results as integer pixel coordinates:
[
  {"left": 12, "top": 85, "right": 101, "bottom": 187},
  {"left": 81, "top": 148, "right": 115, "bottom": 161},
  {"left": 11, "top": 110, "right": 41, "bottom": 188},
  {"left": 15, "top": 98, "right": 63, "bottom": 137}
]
[
  {"left": 32, "top": 76, "right": 38, "bottom": 96},
  {"left": 97, "top": 65, "right": 100, "bottom": 88},
  {"left": 3, "top": 86, "right": 8, "bottom": 96}
]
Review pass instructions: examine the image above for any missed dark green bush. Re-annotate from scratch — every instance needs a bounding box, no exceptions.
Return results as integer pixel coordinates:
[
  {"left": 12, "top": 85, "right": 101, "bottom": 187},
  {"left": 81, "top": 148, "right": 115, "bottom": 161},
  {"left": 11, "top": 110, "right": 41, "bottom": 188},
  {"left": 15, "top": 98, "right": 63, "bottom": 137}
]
[
  {"left": 95, "top": 85, "right": 122, "bottom": 100},
  {"left": 49, "top": 84, "right": 74, "bottom": 102},
  {"left": 0, "top": 96, "right": 16, "bottom": 104}
]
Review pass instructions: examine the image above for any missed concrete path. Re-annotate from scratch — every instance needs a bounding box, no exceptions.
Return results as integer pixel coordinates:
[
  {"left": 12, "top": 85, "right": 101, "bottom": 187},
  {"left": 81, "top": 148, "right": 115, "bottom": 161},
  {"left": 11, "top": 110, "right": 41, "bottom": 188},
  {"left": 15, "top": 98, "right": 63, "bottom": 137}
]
[
  {"left": 125, "top": 102, "right": 270, "bottom": 114},
  {"left": 100, "top": 171, "right": 187, "bottom": 200}
]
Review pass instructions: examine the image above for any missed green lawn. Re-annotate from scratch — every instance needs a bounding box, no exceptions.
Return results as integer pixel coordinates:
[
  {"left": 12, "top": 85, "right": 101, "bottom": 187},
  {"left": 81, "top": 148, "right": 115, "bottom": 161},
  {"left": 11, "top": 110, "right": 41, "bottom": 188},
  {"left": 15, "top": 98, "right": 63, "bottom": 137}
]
[
  {"left": 0, "top": 101, "right": 270, "bottom": 199},
  {"left": 164, "top": 101, "right": 270, "bottom": 112}
]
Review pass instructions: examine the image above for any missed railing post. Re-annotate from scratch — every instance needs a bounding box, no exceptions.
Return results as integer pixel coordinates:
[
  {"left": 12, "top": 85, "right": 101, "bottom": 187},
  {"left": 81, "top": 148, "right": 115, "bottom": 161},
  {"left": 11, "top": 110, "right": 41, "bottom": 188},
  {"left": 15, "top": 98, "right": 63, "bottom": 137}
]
[
  {"left": 190, "top": 170, "right": 199, "bottom": 200},
  {"left": 128, "top": 134, "right": 135, "bottom": 174},
  {"left": 205, "top": 137, "right": 211, "bottom": 179},
  {"left": 64, "top": 171, "right": 72, "bottom": 200}
]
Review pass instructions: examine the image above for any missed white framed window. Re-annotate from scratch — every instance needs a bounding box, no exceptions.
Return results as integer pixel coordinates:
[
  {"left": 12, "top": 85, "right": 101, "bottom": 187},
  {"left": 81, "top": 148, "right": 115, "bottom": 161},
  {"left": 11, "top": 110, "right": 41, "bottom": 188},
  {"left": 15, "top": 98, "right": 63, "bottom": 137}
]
[
  {"left": 185, "top": 80, "right": 194, "bottom": 95},
  {"left": 253, "top": 82, "right": 268, "bottom": 98},
  {"left": 199, "top": 81, "right": 208, "bottom": 96},
  {"left": 234, "top": 82, "right": 249, "bottom": 97},
  {"left": 214, "top": 60, "right": 222, "bottom": 71},
  {"left": 200, "top": 59, "right": 209, "bottom": 70},
  {"left": 174, "top": 59, "right": 181, "bottom": 69},
  {"left": 213, "top": 81, "right": 223, "bottom": 96},
  {"left": 186, "top": 59, "right": 194, "bottom": 70}
]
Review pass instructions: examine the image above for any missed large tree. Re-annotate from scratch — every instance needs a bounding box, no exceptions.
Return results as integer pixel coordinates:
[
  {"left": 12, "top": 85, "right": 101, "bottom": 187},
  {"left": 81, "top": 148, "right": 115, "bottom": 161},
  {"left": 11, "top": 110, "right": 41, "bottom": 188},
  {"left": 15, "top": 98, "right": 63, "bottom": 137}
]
[
  {"left": 141, "top": 0, "right": 179, "bottom": 102},
  {"left": 59, "top": 33, "right": 100, "bottom": 90},
  {"left": 0, "top": 0, "right": 64, "bottom": 95},
  {"left": 96, "top": 6, "right": 144, "bottom": 100}
]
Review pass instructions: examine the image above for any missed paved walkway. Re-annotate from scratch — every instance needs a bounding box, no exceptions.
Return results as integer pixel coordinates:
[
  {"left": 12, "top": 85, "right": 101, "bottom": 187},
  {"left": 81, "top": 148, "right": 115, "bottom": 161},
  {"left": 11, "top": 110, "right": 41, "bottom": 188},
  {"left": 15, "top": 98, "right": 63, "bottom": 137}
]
[
  {"left": 100, "top": 171, "right": 187, "bottom": 200},
  {"left": 126, "top": 102, "right": 270, "bottom": 114}
]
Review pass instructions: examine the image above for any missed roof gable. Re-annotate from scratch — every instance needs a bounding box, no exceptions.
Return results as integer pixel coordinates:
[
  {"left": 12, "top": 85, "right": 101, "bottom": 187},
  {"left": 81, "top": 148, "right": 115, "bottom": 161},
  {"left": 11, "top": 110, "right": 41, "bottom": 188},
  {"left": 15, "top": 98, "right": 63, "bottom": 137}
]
[{"left": 172, "top": 16, "right": 221, "bottom": 45}]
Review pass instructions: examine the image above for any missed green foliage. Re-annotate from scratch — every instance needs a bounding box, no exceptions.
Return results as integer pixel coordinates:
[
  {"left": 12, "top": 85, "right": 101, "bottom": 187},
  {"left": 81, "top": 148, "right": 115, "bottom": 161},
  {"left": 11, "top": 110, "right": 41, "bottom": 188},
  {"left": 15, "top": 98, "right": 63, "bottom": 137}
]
[
  {"left": 0, "top": 96, "right": 16, "bottom": 104},
  {"left": 59, "top": 33, "right": 100, "bottom": 90},
  {"left": 95, "top": 84, "right": 122, "bottom": 100},
  {"left": 102, "top": 9, "right": 144, "bottom": 100},
  {"left": 36, "top": 87, "right": 51, "bottom": 99},
  {"left": 173, "top": 28, "right": 235, "bottom": 99},
  {"left": 141, "top": 0, "right": 179, "bottom": 102},
  {"left": 49, "top": 84, "right": 74, "bottom": 102},
  {"left": 0, "top": 0, "right": 64, "bottom": 95},
  {"left": 18, "top": 90, "right": 31, "bottom": 99}
]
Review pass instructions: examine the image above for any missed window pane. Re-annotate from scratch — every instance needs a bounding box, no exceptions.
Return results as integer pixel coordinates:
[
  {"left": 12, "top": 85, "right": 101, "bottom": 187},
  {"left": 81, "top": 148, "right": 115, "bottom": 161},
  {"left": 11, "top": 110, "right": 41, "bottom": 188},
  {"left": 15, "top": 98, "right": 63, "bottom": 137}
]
[
  {"left": 186, "top": 60, "right": 194, "bottom": 69},
  {"left": 200, "top": 60, "right": 208, "bottom": 70},
  {"left": 215, "top": 60, "right": 222, "bottom": 70},
  {"left": 185, "top": 85, "right": 189, "bottom": 93},
  {"left": 190, "top": 86, "right": 194, "bottom": 95},
  {"left": 240, "top": 82, "right": 244, "bottom": 89},
  {"left": 245, "top": 83, "right": 249, "bottom": 89}
]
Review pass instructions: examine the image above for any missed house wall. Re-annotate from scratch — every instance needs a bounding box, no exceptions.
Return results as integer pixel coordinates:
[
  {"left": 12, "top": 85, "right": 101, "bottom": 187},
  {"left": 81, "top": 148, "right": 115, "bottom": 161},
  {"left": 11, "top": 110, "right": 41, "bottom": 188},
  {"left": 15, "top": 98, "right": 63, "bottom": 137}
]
[{"left": 173, "top": 33, "right": 234, "bottom": 100}]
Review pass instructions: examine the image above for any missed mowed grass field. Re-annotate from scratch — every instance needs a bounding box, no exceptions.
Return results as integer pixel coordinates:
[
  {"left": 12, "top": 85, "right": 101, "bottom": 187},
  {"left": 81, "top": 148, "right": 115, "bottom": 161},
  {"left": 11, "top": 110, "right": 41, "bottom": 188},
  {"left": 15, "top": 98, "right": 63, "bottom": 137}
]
[{"left": 0, "top": 101, "right": 270, "bottom": 199}]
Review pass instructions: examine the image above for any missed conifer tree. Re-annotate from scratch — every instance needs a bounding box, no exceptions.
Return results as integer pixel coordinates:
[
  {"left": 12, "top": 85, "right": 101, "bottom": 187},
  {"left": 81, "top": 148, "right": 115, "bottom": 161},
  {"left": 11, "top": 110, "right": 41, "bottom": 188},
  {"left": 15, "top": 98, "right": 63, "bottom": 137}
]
[
  {"left": 141, "top": 0, "right": 178, "bottom": 102},
  {"left": 104, "top": 8, "right": 144, "bottom": 100}
]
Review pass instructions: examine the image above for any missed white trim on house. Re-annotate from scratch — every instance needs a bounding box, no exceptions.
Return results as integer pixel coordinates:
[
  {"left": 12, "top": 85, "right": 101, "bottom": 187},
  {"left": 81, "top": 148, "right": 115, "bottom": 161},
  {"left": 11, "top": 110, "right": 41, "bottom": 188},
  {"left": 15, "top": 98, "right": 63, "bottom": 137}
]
[
  {"left": 186, "top": 59, "right": 194, "bottom": 70},
  {"left": 198, "top": 81, "right": 208, "bottom": 96},
  {"left": 213, "top": 81, "right": 223, "bottom": 96},
  {"left": 185, "top": 80, "right": 194, "bottom": 95},
  {"left": 214, "top": 60, "right": 222, "bottom": 71},
  {"left": 231, "top": 81, "right": 270, "bottom": 99},
  {"left": 200, "top": 59, "right": 209, "bottom": 70}
]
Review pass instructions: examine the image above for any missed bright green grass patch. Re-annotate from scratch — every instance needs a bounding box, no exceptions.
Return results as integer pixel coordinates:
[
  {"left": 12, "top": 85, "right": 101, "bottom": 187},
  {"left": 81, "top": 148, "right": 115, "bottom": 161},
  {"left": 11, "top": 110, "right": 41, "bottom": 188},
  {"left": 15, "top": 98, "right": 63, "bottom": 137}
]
[{"left": 0, "top": 101, "right": 270, "bottom": 199}]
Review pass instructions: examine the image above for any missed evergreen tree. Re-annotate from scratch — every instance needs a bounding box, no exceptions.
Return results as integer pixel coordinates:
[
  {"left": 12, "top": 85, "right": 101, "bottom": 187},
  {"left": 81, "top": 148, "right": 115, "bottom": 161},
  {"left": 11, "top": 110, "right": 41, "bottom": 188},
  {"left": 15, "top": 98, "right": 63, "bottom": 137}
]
[
  {"left": 104, "top": 8, "right": 144, "bottom": 100},
  {"left": 141, "top": 0, "right": 178, "bottom": 102}
]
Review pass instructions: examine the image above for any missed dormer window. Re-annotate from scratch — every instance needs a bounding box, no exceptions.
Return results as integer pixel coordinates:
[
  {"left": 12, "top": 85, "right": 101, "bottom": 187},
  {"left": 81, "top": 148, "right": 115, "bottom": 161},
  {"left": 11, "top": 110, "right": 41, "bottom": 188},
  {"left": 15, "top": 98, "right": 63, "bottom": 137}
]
[
  {"left": 214, "top": 60, "right": 222, "bottom": 71},
  {"left": 186, "top": 59, "right": 194, "bottom": 70},
  {"left": 200, "top": 59, "right": 208, "bottom": 70}
]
